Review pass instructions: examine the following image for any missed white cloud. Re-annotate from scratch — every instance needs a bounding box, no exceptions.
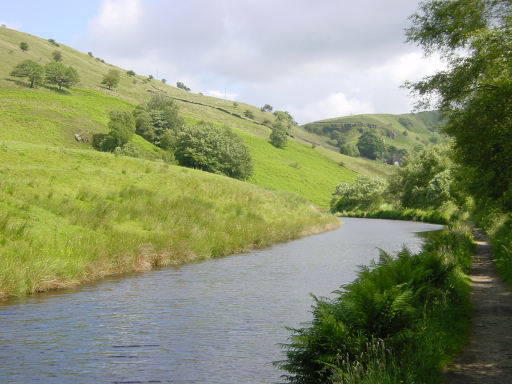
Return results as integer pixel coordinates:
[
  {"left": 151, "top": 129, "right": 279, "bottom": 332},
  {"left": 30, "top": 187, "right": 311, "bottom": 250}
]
[
  {"left": 0, "top": 21, "right": 22, "bottom": 30},
  {"left": 80, "top": 0, "right": 441, "bottom": 123},
  {"left": 289, "top": 93, "right": 375, "bottom": 124},
  {"left": 204, "top": 90, "right": 238, "bottom": 100}
]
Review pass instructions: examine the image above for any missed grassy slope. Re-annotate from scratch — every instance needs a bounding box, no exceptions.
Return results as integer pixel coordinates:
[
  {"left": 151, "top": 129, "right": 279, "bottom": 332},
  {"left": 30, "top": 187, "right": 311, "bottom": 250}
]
[
  {"left": 0, "top": 27, "right": 354, "bottom": 298},
  {"left": 0, "top": 27, "right": 372, "bottom": 207},
  {"left": 298, "top": 111, "right": 445, "bottom": 155},
  {"left": 0, "top": 140, "right": 338, "bottom": 299}
]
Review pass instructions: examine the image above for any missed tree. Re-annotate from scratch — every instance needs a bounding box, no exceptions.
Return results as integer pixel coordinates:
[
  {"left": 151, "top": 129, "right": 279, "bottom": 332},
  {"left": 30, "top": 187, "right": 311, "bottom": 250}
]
[
  {"left": 92, "top": 111, "right": 135, "bottom": 152},
  {"left": 48, "top": 38, "right": 59, "bottom": 47},
  {"left": 331, "top": 176, "right": 386, "bottom": 212},
  {"left": 406, "top": 0, "right": 512, "bottom": 208},
  {"left": 19, "top": 42, "right": 28, "bottom": 52},
  {"left": 357, "top": 131, "right": 384, "bottom": 160},
  {"left": 176, "top": 81, "right": 190, "bottom": 91},
  {"left": 243, "top": 110, "right": 255, "bottom": 119},
  {"left": 126, "top": 70, "right": 135, "bottom": 77},
  {"left": 10, "top": 60, "right": 44, "bottom": 88},
  {"left": 175, "top": 122, "right": 253, "bottom": 180},
  {"left": 133, "top": 94, "right": 184, "bottom": 149},
  {"left": 269, "top": 120, "right": 288, "bottom": 148},
  {"left": 101, "top": 69, "right": 120, "bottom": 90},
  {"left": 387, "top": 145, "right": 453, "bottom": 209},
  {"left": 51, "top": 50, "right": 62, "bottom": 62},
  {"left": 261, "top": 104, "right": 273, "bottom": 112},
  {"left": 44, "top": 62, "right": 79, "bottom": 90},
  {"left": 161, "top": 78, "right": 166, "bottom": 84}
]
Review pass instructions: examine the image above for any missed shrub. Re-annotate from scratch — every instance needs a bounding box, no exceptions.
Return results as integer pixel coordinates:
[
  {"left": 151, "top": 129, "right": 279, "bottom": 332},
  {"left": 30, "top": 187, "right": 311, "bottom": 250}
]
[
  {"left": 280, "top": 224, "right": 473, "bottom": 383},
  {"left": 357, "top": 131, "right": 385, "bottom": 160},
  {"left": 94, "top": 111, "right": 135, "bottom": 152},
  {"left": 51, "top": 50, "right": 62, "bottom": 62},
  {"left": 126, "top": 70, "right": 135, "bottom": 77},
  {"left": 269, "top": 119, "right": 288, "bottom": 148},
  {"left": 387, "top": 145, "right": 453, "bottom": 209},
  {"left": 101, "top": 69, "right": 120, "bottom": 90},
  {"left": 331, "top": 175, "right": 386, "bottom": 212},
  {"left": 175, "top": 122, "right": 253, "bottom": 180},
  {"left": 243, "top": 110, "right": 255, "bottom": 119},
  {"left": 176, "top": 81, "right": 190, "bottom": 91},
  {"left": 19, "top": 42, "right": 29, "bottom": 52},
  {"left": 48, "top": 38, "right": 59, "bottom": 47},
  {"left": 133, "top": 94, "right": 184, "bottom": 149}
]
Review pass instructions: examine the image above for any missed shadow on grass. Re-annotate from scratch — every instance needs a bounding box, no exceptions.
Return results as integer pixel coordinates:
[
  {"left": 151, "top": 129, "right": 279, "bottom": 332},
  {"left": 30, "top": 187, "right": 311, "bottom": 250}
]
[{"left": 4, "top": 78, "right": 72, "bottom": 94}]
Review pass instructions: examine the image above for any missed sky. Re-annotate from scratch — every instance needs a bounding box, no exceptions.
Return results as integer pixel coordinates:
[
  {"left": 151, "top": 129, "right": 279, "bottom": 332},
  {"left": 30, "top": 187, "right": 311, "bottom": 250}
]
[{"left": 1, "top": 0, "right": 444, "bottom": 124}]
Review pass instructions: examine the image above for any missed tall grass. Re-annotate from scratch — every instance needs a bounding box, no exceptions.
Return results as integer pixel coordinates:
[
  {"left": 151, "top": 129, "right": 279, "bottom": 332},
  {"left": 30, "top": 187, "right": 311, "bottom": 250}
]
[
  {"left": 279, "top": 221, "right": 474, "bottom": 383},
  {"left": 0, "top": 140, "right": 338, "bottom": 300}
]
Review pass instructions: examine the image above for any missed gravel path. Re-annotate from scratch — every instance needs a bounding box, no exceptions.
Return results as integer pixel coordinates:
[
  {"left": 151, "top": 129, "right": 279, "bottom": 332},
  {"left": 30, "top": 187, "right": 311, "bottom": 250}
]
[{"left": 443, "top": 229, "right": 512, "bottom": 383}]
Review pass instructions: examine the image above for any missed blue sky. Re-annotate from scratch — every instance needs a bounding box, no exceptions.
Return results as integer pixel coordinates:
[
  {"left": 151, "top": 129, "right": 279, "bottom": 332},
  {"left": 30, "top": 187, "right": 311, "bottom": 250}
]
[
  {"left": 1, "top": 0, "right": 100, "bottom": 44},
  {"left": 0, "top": 0, "right": 443, "bottom": 123}
]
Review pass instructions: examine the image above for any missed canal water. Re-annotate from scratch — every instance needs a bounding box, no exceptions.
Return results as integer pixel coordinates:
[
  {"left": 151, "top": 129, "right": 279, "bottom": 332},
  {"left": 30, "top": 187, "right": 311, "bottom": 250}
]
[{"left": 0, "top": 218, "right": 442, "bottom": 383}]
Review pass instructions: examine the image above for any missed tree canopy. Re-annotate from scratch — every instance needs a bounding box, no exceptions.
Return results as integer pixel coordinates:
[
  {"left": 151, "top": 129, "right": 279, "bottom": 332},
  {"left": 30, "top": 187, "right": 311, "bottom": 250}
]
[
  {"left": 44, "top": 62, "right": 79, "bottom": 90},
  {"left": 406, "top": 0, "right": 512, "bottom": 208},
  {"left": 269, "top": 119, "right": 288, "bottom": 148},
  {"left": 133, "top": 94, "right": 184, "bottom": 150},
  {"left": 357, "top": 131, "right": 384, "bottom": 160},
  {"left": 175, "top": 122, "right": 253, "bottom": 180},
  {"left": 101, "top": 69, "right": 120, "bottom": 90},
  {"left": 388, "top": 145, "right": 453, "bottom": 209},
  {"left": 10, "top": 60, "right": 44, "bottom": 88}
]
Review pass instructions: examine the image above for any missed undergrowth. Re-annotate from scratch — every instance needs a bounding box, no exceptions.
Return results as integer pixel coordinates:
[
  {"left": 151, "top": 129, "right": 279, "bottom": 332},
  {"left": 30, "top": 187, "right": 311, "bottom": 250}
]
[
  {"left": 279, "top": 221, "right": 474, "bottom": 383},
  {"left": 477, "top": 210, "right": 512, "bottom": 288}
]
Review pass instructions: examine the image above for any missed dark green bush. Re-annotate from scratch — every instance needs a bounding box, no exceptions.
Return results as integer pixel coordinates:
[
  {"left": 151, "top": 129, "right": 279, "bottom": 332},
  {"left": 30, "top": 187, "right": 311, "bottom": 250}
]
[{"left": 175, "top": 122, "right": 253, "bottom": 180}]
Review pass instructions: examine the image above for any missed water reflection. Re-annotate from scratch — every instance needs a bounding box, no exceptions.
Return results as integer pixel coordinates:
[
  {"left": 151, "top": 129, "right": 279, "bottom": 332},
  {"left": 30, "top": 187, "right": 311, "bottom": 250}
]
[{"left": 0, "top": 218, "right": 442, "bottom": 383}]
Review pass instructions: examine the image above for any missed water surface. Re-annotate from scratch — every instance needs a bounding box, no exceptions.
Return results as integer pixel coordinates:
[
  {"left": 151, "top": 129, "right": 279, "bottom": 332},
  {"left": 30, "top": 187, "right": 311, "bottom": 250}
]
[{"left": 0, "top": 218, "right": 442, "bottom": 383}]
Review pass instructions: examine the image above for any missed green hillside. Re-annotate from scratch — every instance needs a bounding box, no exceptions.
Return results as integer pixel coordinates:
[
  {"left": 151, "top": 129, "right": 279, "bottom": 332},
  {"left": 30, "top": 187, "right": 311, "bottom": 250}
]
[
  {"left": 0, "top": 27, "right": 362, "bottom": 298},
  {"left": 299, "top": 111, "right": 447, "bottom": 159},
  {"left": 0, "top": 27, "right": 383, "bottom": 207}
]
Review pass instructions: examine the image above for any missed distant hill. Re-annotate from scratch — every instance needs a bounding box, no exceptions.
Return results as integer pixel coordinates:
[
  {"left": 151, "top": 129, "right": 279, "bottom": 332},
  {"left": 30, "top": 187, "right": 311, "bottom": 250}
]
[
  {"left": 0, "top": 27, "right": 397, "bottom": 207},
  {"left": 297, "top": 111, "right": 447, "bottom": 162}
]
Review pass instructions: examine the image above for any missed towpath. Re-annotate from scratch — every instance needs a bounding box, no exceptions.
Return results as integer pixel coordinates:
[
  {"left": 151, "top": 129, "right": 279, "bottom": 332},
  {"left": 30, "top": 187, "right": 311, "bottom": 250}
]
[{"left": 443, "top": 229, "right": 512, "bottom": 383}]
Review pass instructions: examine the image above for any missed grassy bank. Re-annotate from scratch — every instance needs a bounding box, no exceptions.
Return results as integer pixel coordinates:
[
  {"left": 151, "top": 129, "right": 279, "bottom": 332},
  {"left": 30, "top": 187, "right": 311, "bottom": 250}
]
[
  {"left": 336, "top": 208, "right": 453, "bottom": 224},
  {"left": 279, "top": 221, "right": 474, "bottom": 383},
  {"left": 0, "top": 139, "right": 339, "bottom": 300}
]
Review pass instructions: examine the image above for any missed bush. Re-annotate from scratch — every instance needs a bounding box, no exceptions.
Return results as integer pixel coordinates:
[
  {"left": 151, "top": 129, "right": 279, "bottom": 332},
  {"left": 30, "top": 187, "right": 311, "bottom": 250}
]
[
  {"left": 133, "top": 94, "right": 184, "bottom": 149},
  {"left": 176, "top": 81, "right": 190, "bottom": 91},
  {"left": 51, "top": 50, "right": 62, "bottom": 62},
  {"left": 280, "top": 224, "right": 473, "bottom": 383},
  {"left": 126, "top": 70, "right": 135, "bottom": 77},
  {"left": 269, "top": 120, "right": 288, "bottom": 148},
  {"left": 243, "top": 110, "right": 255, "bottom": 119},
  {"left": 331, "top": 176, "right": 386, "bottom": 212},
  {"left": 93, "top": 111, "right": 135, "bottom": 152},
  {"left": 357, "top": 131, "right": 385, "bottom": 160},
  {"left": 19, "top": 42, "right": 28, "bottom": 52},
  {"left": 387, "top": 145, "right": 453, "bottom": 209},
  {"left": 175, "top": 122, "right": 253, "bottom": 180}
]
